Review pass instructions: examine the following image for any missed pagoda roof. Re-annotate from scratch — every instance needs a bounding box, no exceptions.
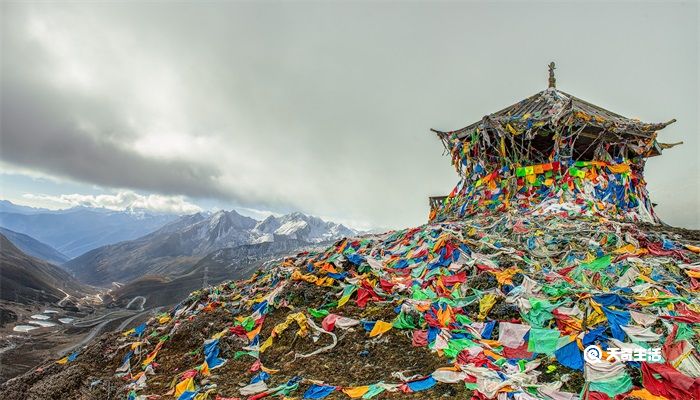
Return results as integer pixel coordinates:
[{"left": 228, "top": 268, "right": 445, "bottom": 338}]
[{"left": 431, "top": 87, "right": 676, "bottom": 141}]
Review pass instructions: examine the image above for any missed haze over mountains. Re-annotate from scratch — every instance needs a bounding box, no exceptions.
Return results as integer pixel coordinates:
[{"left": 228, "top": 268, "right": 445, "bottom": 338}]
[
  {"left": 0, "top": 227, "right": 69, "bottom": 265},
  {"left": 0, "top": 200, "right": 51, "bottom": 215},
  {"left": 0, "top": 205, "right": 178, "bottom": 258}
]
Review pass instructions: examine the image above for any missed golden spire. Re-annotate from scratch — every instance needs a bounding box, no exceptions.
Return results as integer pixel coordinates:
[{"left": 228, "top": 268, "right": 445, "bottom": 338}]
[{"left": 548, "top": 62, "right": 556, "bottom": 88}]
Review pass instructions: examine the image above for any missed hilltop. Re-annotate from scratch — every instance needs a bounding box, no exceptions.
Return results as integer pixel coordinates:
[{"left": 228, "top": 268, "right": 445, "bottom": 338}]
[{"left": 3, "top": 210, "right": 699, "bottom": 399}]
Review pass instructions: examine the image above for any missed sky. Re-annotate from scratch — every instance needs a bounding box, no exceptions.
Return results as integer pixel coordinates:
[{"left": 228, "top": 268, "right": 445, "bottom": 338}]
[{"left": 1, "top": 1, "right": 698, "bottom": 230}]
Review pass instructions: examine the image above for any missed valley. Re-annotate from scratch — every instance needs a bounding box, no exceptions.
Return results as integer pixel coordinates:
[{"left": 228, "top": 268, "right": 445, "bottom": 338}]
[
  {"left": 0, "top": 201, "right": 355, "bottom": 381},
  {"left": 0, "top": 296, "right": 161, "bottom": 382}
]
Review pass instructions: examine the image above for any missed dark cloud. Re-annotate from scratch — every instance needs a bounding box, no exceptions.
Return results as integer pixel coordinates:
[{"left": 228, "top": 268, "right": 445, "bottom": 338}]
[{"left": 0, "top": 41, "right": 228, "bottom": 200}]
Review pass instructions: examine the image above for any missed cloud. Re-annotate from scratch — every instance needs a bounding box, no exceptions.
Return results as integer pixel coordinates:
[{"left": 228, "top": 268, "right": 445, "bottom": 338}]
[
  {"left": 232, "top": 207, "right": 282, "bottom": 221},
  {"left": 0, "top": 8, "right": 230, "bottom": 202},
  {"left": 23, "top": 191, "right": 202, "bottom": 214},
  {"left": 1, "top": 2, "right": 697, "bottom": 229}
]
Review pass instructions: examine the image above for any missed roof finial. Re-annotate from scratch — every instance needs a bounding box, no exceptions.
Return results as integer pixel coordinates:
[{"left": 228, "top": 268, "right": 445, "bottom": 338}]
[{"left": 548, "top": 62, "right": 556, "bottom": 88}]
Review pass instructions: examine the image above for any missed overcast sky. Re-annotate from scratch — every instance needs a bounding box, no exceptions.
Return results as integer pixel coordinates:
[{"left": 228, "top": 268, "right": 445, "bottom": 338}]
[{"left": 1, "top": 1, "right": 698, "bottom": 229}]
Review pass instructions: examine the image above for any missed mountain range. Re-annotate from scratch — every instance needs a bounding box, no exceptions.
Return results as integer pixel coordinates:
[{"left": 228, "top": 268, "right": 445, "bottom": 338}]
[
  {"left": 0, "top": 200, "right": 51, "bottom": 215},
  {"left": 108, "top": 238, "right": 318, "bottom": 307},
  {"left": 0, "top": 227, "right": 69, "bottom": 265},
  {"left": 0, "top": 200, "right": 357, "bottom": 307},
  {"left": 0, "top": 205, "right": 178, "bottom": 258},
  {"left": 64, "top": 210, "right": 357, "bottom": 286}
]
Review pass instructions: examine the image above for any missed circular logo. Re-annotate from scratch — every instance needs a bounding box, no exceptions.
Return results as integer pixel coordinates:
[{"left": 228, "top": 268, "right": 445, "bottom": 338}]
[{"left": 583, "top": 345, "right": 602, "bottom": 364}]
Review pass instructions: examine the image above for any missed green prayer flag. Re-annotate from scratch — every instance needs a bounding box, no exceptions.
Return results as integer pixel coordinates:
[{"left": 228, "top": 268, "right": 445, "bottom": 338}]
[
  {"left": 527, "top": 327, "right": 560, "bottom": 354},
  {"left": 392, "top": 312, "right": 417, "bottom": 329},
  {"left": 240, "top": 316, "right": 255, "bottom": 331},
  {"left": 455, "top": 313, "right": 473, "bottom": 326},
  {"left": 581, "top": 255, "right": 612, "bottom": 271},
  {"left": 362, "top": 384, "right": 386, "bottom": 398},
  {"left": 589, "top": 374, "right": 633, "bottom": 397},
  {"left": 443, "top": 338, "right": 478, "bottom": 359},
  {"left": 411, "top": 264, "right": 427, "bottom": 278},
  {"left": 525, "top": 297, "right": 558, "bottom": 327},
  {"left": 412, "top": 285, "right": 436, "bottom": 300},
  {"left": 308, "top": 308, "right": 329, "bottom": 318},
  {"left": 675, "top": 323, "right": 696, "bottom": 342}
]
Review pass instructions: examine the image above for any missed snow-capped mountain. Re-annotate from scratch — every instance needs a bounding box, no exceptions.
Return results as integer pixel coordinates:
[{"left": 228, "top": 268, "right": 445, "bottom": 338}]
[
  {"left": 64, "top": 210, "right": 357, "bottom": 286},
  {"left": 251, "top": 212, "right": 357, "bottom": 243},
  {"left": 162, "top": 210, "right": 259, "bottom": 254}
]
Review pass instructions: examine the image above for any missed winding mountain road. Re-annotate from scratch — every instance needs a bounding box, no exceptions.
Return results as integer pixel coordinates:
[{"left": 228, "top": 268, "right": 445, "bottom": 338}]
[
  {"left": 59, "top": 305, "right": 160, "bottom": 356},
  {"left": 56, "top": 288, "right": 71, "bottom": 307},
  {"left": 71, "top": 310, "right": 130, "bottom": 328},
  {"left": 125, "top": 296, "right": 146, "bottom": 311}
]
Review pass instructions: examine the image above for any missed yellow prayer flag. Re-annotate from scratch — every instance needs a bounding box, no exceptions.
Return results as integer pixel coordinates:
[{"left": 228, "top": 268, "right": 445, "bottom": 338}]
[
  {"left": 174, "top": 377, "right": 195, "bottom": 397},
  {"left": 200, "top": 361, "right": 210, "bottom": 376},
  {"left": 259, "top": 336, "right": 274, "bottom": 353},
  {"left": 478, "top": 293, "right": 498, "bottom": 321},
  {"left": 626, "top": 389, "right": 668, "bottom": 400},
  {"left": 369, "top": 320, "right": 393, "bottom": 337},
  {"left": 342, "top": 386, "right": 370, "bottom": 398}
]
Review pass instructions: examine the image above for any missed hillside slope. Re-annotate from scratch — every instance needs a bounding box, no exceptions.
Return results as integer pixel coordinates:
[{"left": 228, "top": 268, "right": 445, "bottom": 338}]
[
  {"left": 108, "top": 239, "right": 316, "bottom": 307},
  {"left": 0, "top": 234, "right": 86, "bottom": 304},
  {"left": 4, "top": 212, "right": 699, "bottom": 399}
]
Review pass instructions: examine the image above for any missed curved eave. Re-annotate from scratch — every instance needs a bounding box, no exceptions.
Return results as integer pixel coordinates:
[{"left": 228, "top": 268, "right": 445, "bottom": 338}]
[
  {"left": 430, "top": 88, "right": 676, "bottom": 141},
  {"left": 431, "top": 117, "right": 675, "bottom": 140}
]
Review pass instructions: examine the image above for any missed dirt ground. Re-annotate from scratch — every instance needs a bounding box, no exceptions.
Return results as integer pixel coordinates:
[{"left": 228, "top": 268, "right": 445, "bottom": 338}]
[{"left": 1, "top": 281, "right": 472, "bottom": 399}]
